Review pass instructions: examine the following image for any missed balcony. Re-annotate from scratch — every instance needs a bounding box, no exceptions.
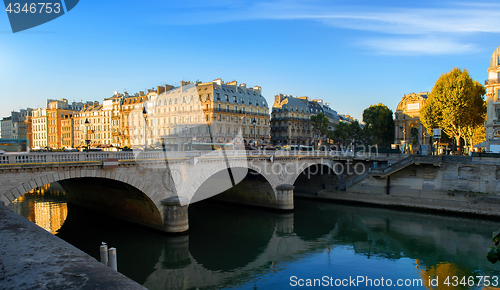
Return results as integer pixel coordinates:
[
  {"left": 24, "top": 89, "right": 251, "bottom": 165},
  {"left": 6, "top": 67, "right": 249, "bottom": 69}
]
[
  {"left": 486, "top": 79, "right": 500, "bottom": 85},
  {"left": 270, "top": 117, "right": 311, "bottom": 122},
  {"left": 214, "top": 107, "right": 269, "bottom": 117}
]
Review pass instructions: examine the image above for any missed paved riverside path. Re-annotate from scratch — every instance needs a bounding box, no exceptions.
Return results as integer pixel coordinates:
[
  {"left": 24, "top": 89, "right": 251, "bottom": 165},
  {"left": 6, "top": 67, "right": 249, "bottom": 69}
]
[{"left": 0, "top": 203, "right": 145, "bottom": 289}]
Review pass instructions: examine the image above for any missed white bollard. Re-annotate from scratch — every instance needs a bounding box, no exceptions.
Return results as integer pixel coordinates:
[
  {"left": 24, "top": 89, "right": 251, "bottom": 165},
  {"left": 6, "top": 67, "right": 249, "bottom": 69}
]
[
  {"left": 100, "top": 243, "right": 108, "bottom": 266},
  {"left": 108, "top": 247, "right": 117, "bottom": 271}
]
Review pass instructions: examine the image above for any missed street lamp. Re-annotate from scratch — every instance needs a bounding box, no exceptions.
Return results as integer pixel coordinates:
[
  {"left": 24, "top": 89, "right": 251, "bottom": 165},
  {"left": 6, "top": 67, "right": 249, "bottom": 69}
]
[
  {"left": 143, "top": 106, "right": 148, "bottom": 151},
  {"left": 252, "top": 118, "right": 257, "bottom": 147},
  {"left": 84, "top": 118, "right": 90, "bottom": 152}
]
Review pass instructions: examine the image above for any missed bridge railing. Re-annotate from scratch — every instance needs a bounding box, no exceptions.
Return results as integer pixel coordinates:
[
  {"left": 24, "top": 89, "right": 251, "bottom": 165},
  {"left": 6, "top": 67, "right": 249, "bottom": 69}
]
[{"left": 0, "top": 149, "right": 398, "bottom": 165}]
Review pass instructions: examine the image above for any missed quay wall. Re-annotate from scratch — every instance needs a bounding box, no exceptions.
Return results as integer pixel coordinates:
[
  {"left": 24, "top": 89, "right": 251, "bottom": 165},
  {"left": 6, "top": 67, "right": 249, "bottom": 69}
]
[{"left": 297, "top": 156, "right": 500, "bottom": 217}]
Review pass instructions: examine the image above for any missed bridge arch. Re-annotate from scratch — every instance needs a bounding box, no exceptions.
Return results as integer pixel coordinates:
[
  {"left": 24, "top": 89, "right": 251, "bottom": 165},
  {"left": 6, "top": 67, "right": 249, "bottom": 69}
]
[
  {"left": 288, "top": 159, "right": 339, "bottom": 185},
  {"left": 187, "top": 161, "right": 277, "bottom": 205},
  {"left": 1, "top": 167, "right": 165, "bottom": 230},
  {"left": 288, "top": 159, "right": 342, "bottom": 194}
]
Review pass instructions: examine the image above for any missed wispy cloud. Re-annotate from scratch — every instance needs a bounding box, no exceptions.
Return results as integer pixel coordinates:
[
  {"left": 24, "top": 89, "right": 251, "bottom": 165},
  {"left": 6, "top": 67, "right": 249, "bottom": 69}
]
[
  {"left": 360, "top": 37, "right": 479, "bottom": 56},
  {"left": 159, "top": 0, "right": 500, "bottom": 55}
]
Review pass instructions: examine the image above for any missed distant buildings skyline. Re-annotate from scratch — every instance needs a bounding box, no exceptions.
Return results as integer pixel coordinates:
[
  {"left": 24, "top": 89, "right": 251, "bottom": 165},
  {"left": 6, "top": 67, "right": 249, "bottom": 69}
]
[{"left": 0, "top": 78, "right": 362, "bottom": 149}]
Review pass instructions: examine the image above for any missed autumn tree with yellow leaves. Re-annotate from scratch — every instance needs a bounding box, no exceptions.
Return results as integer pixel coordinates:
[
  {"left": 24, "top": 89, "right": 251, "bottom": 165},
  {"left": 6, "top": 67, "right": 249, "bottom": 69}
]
[{"left": 420, "top": 68, "right": 486, "bottom": 154}]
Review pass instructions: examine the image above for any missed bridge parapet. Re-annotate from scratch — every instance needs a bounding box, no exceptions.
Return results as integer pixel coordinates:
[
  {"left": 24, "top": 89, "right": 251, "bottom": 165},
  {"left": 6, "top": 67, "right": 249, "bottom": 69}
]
[{"left": 0, "top": 150, "right": 398, "bottom": 166}]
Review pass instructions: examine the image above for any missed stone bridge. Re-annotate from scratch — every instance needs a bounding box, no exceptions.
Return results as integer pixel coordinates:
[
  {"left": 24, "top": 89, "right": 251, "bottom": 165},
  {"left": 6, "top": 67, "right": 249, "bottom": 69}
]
[{"left": 0, "top": 150, "right": 396, "bottom": 233}]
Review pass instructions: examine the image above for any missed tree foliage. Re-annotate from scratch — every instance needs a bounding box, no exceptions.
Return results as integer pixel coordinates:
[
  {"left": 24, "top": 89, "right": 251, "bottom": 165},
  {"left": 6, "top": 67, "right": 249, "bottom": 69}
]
[
  {"left": 362, "top": 103, "right": 395, "bottom": 147},
  {"left": 311, "top": 112, "right": 329, "bottom": 140},
  {"left": 420, "top": 68, "right": 485, "bottom": 154},
  {"left": 331, "top": 121, "right": 365, "bottom": 147}
]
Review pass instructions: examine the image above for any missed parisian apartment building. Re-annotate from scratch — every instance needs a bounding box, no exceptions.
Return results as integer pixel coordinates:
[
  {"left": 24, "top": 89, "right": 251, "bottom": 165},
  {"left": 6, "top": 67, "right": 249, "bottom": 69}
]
[{"left": 270, "top": 94, "right": 340, "bottom": 146}]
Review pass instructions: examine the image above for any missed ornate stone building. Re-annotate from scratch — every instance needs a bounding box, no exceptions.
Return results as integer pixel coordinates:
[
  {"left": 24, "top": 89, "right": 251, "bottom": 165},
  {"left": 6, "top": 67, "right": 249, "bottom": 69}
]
[
  {"left": 271, "top": 95, "right": 314, "bottom": 146},
  {"left": 484, "top": 45, "right": 500, "bottom": 151},
  {"left": 394, "top": 92, "right": 430, "bottom": 148},
  {"left": 148, "top": 79, "right": 269, "bottom": 150}
]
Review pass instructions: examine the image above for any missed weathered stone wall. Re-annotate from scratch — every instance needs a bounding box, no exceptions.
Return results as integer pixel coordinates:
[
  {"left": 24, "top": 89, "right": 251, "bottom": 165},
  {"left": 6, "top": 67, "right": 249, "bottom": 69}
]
[{"left": 302, "top": 157, "right": 500, "bottom": 217}]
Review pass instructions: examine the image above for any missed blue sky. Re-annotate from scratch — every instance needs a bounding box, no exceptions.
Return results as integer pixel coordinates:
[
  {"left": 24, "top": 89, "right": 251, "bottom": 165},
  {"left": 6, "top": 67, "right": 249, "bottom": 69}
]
[{"left": 1, "top": 0, "right": 500, "bottom": 121}]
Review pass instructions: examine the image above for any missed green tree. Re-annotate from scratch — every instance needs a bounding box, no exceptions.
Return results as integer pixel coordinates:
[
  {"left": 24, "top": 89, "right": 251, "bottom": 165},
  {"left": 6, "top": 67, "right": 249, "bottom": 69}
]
[
  {"left": 311, "top": 112, "right": 329, "bottom": 145},
  {"left": 331, "top": 121, "right": 365, "bottom": 147},
  {"left": 362, "top": 103, "right": 395, "bottom": 147},
  {"left": 420, "top": 68, "right": 486, "bottom": 155}
]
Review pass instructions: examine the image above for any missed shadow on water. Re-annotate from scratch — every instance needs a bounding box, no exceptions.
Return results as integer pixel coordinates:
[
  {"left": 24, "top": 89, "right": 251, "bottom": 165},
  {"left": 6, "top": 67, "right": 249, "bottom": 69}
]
[
  {"left": 56, "top": 204, "right": 166, "bottom": 285},
  {"left": 187, "top": 199, "right": 278, "bottom": 272}
]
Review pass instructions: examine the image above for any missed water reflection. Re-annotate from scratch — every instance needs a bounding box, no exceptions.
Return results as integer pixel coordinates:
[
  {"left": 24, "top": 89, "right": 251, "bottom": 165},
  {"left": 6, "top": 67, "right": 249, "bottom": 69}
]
[
  {"left": 9, "top": 186, "right": 500, "bottom": 290},
  {"left": 8, "top": 183, "right": 67, "bottom": 234}
]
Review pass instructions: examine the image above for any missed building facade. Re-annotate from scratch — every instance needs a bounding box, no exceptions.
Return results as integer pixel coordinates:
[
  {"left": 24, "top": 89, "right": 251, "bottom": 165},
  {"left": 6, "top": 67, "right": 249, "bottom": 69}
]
[
  {"left": 394, "top": 92, "right": 430, "bottom": 149},
  {"left": 32, "top": 108, "right": 47, "bottom": 148},
  {"left": 1, "top": 116, "right": 12, "bottom": 138},
  {"left": 270, "top": 94, "right": 340, "bottom": 146},
  {"left": 271, "top": 94, "right": 314, "bottom": 146},
  {"left": 46, "top": 99, "right": 78, "bottom": 149},
  {"left": 148, "top": 79, "right": 269, "bottom": 150},
  {"left": 484, "top": 45, "right": 500, "bottom": 151},
  {"left": 12, "top": 109, "right": 33, "bottom": 141}
]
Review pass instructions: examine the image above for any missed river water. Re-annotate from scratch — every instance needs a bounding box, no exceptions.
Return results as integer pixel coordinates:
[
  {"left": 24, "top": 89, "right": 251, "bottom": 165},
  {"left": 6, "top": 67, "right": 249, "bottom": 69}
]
[{"left": 8, "top": 183, "right": 500, "bottom": 290}]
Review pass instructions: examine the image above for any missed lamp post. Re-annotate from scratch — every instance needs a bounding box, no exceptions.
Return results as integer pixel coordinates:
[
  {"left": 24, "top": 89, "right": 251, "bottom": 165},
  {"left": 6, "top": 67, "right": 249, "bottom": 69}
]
[
  {"left": 142, "top": 106, "right": 147, "bottom": 151},
  {"left": 252, "top": 117, "right": 257, "bottom": 147},
  {"left": 84, "top": 118, "right": 90, "bottom": 152}
]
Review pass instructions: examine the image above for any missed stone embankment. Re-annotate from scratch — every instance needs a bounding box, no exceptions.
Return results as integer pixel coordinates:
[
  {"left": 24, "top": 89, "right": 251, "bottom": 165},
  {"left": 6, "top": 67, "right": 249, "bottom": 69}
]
[
  {"left": 0, "top": 202, "right": 145, "bottom": 290},
  {"left": 297, "top": 156, "right": 500, "bottom": 218}
]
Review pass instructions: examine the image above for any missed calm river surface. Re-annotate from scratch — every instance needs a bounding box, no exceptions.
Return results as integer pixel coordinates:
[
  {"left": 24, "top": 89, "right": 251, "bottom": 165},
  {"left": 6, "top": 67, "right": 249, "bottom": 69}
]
[{"left": 8, "top": 183, "right": 500, "bottom": 289}]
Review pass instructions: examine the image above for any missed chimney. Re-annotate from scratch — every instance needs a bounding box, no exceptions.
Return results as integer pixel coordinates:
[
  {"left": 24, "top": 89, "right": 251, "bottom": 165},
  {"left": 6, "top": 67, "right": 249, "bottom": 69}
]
[
  {"left": 253, "top": 86, "right": 262, "bottom": 96},
  {"left": 164, "top": 84, "right": 174, "bottom": 92},
  {"left": 157, "top": 86, "right": 165, "bottom": 95},
  {"left": 274, "top": 94, "right": 284, "bottom": 104},
  {"left": 213, "top": 78, "right": 223, "bottom": 86},
  {"left": 239, "top": 83, "right": 247, "bottom": 94}
]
